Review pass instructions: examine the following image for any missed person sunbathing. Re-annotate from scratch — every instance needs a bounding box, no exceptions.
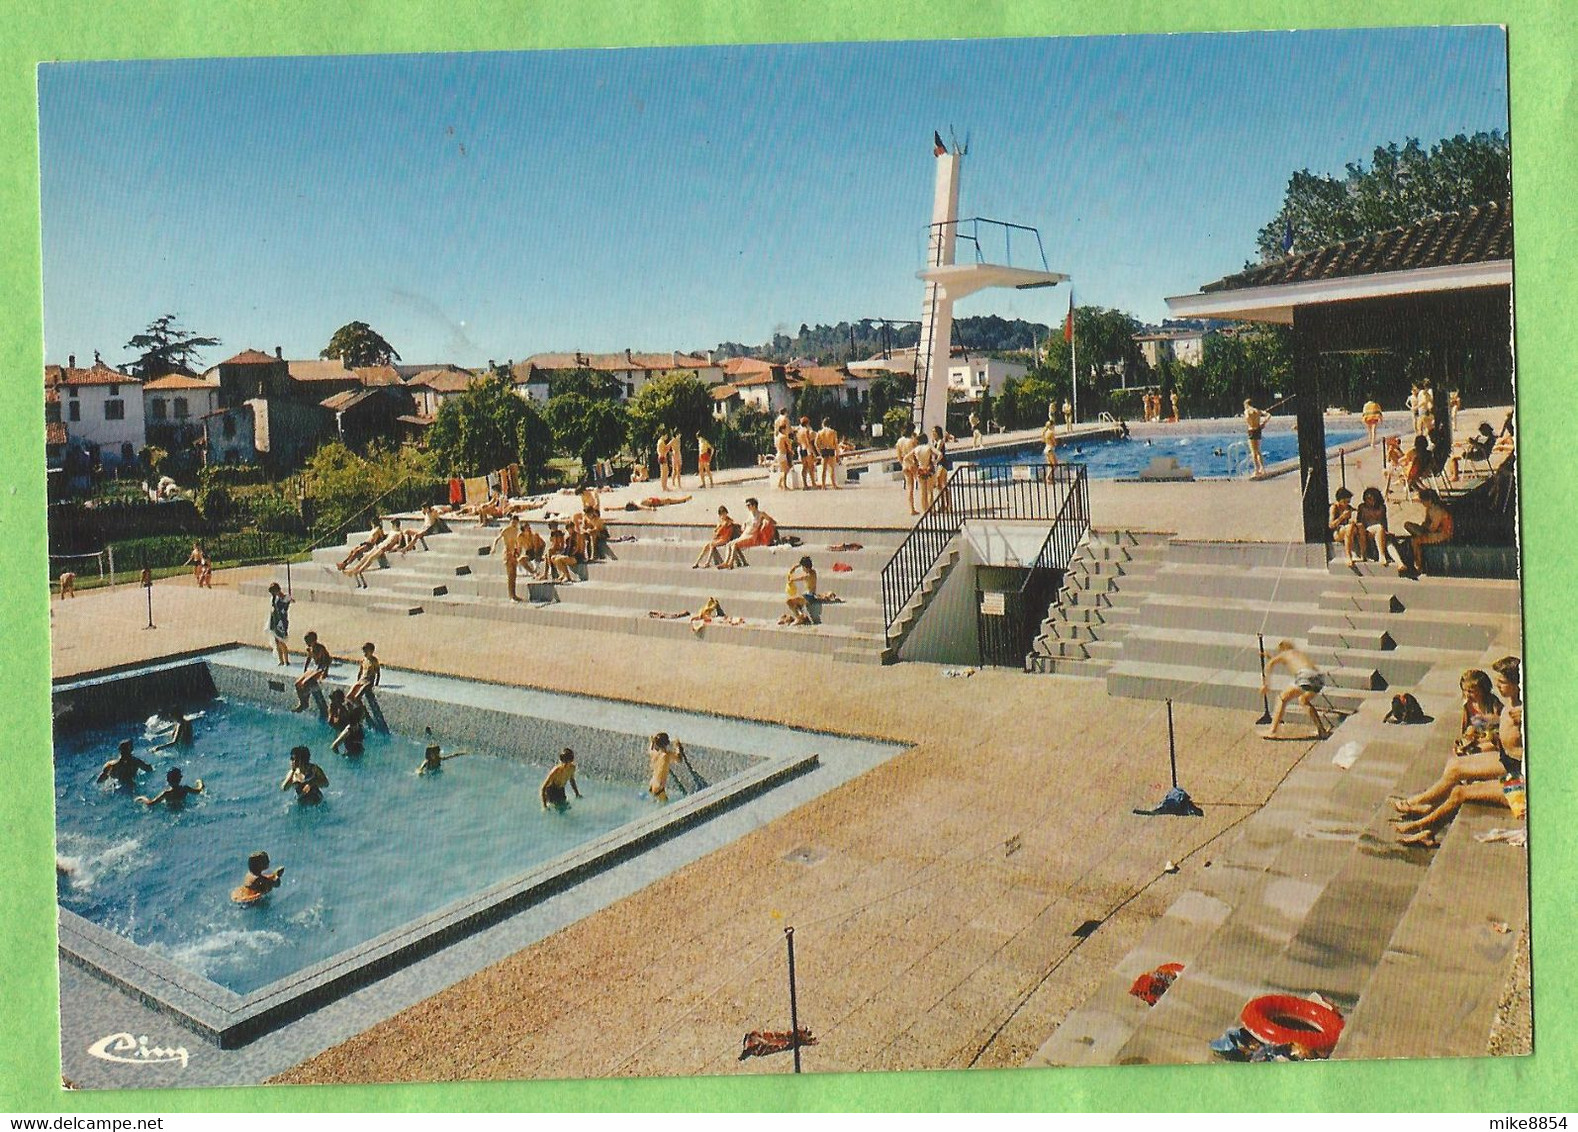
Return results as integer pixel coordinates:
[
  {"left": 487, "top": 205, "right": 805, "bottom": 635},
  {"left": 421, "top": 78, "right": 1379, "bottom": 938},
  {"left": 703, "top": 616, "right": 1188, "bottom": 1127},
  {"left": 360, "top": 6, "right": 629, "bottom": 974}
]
[
  {"left": 399, "top": 505, "right": 442, "bottom": 552},
  {"left": 694, "top": 506, "right": 740, "bottom": 568},
  {"left": 346, "top": 524, "right": 405, "bottom": 587},
  {"left": 1394, "top": 659, "right": 1522, "bottom": 846},
  {"left": 337, "top": 522, "right": 386, "bottom": 571},
  {"left": 623, "top": 494, "right": 692, "bottom": 511},
  {"left": 719, "top": 498, "right": 777, "bottom": 569}
]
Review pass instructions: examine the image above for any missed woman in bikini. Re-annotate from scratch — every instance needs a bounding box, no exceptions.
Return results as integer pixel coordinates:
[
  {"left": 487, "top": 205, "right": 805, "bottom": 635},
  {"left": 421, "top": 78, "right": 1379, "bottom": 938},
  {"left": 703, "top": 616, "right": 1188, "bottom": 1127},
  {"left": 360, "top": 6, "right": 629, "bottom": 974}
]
[{"left": 694, "top": 506, "right": 740, "bottom": 568}]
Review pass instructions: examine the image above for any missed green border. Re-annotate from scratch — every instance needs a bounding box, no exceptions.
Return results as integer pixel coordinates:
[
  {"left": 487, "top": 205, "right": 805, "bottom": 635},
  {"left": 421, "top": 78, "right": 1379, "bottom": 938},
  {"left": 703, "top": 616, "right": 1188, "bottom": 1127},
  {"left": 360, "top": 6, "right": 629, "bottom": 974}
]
[{"left": 3, "top": 0, "right": 1570, "bottom": 1113}]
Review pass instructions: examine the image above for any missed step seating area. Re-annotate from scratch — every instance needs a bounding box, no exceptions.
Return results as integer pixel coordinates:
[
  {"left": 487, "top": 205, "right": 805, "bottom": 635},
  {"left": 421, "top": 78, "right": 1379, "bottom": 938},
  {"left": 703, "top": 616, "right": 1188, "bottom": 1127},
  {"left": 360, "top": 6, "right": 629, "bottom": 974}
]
[
  {"left": 239, "top": 517, "right": 905, "bottom": 663},
  {"left": 1029, "top": 637, "right": 1527, "bottom": 1066},
  {"left": 1028, "top": 531, "right": 1520, "bottom": 720}
]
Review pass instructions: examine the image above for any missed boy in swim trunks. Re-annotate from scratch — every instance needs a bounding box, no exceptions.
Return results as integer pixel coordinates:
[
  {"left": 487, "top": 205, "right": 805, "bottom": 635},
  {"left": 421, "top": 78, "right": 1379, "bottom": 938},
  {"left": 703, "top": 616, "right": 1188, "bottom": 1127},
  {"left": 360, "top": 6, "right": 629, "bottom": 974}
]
[
  {"left": 291, "top": 632, "right": 333, "bottom": 712},
  {"left": 1261, "top": 639, "right": 1331, "bottom": 739},
  {"left": 281, "top": 746, "right": 329, "bottom": 803},
  {"left": 348, "top": 642, "right": 381, "bottom": 701},
  {"left": 236, "top": 851, "right": 284, "bottom": 899},
  {"left": 648, "top": 732, "right": 685, "bottom": 803},
  {"left": 540, "top": 748, "right": 583, "bottom": 810},
  {"left": 138, "top": 766, "right": 205, "bottom": 807},
  {"left": 97, "top": 739, "right": 153, "bottom": 787},
  {"left": 816, "top": 419, "right": 841, "bottom": 489}
]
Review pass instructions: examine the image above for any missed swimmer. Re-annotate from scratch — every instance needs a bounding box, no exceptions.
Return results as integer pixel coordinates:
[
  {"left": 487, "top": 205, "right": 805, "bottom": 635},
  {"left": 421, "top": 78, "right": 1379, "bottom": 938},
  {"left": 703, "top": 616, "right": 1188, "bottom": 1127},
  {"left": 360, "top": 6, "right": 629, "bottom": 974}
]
[
  {"left": 281, "top": 746, "right": 328, "bottom": 803},
  {"left": 415, "top": 742, "right": 468, "bottom": 775},
  {"left": 150, "top": 709, "right": 194, "bottom": 753},
  {"left": 96, "top": 739, "right": 152, "bottom": 787},
  {"left": 232, "top": 851, "right": 284, "bottom": 903},
  {"left": 1261, "top": 640, "right": 1332, "bottom": 740},
  {"left": 539, "top": 748, "right": 583, "bottom": 810},
  {"left": 327, "top": 689, "right": 365, "bottom": 755},
  {"left": 137, "top": 766, "right": 204, "bottom": 807}
]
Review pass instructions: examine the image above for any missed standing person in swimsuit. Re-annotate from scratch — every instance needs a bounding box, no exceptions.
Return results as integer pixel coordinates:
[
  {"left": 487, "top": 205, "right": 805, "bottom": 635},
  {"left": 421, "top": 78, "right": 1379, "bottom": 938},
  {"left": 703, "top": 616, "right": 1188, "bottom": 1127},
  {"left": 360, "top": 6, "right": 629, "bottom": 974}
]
[
  {"left": 773, "top": 424, "right": 795, "bottom": 491},
  {"left": 647, "top": 732, "right": 686, "bottom": 803},
  {"left": 1243, "top": 399, "right": 1272, "bottom": 476},
  {"left": 668, "top": 431, "right": 684, "bottom": 490},
  {"left": 492, "top": 515, "right": 530, "bottom": 601},
  {"left": 266, "top": 582, "right": 292, "bottom": 664},
  {"left": 696, "top": 433, "right": 716, "bottom": 489},
  {"left": 930, "top": 426, "right": 953, "bottom": 511},
  {"left": 969, "top": 411, "right": 982, "bottom": 448},
  {"left": 653, "top": 429, "right": 672, "bottom": 489},
  {"left": 1041, "top": 416, "right": 1059, "bottom": 482},
  {"left": 911, "top": 432, "right": 937, "bottom": 511},
  {"left": 186, "top": 542, "right": 213, "bottom": 588},
  {"left": 895, "top": 425, "right": 919, "bottom": 514},
  {"left": 540, "top": 748, "right": 583, "bottom": 811},
  {"left": 1361, "top": 398, "right": 1384, "bottom": 447},
  {"left": 795, "top": 417, "right": 816, "bottom": 490},
  {"left": 816, "top": 419, "right": 841, "bottom": 489},
  {"left": 1261, "top": 639, "right": 1331, "bottom": 739}
]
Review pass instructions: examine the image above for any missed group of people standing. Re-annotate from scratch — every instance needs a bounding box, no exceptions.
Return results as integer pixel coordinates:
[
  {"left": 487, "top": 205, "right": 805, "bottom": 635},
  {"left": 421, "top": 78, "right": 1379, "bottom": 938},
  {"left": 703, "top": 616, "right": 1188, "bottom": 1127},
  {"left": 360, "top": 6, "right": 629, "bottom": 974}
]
[
  {"left": 770, "top": 411, "right": 844, "bottom": 492},
  {"left": 654, "top": 431, "right": 715, "bottom": 492},
  {"left": 893, "top": 423, "right": 954, "bottom": 515},
  {"left": 1141, "top": 390, "right": 1179, "bottom": 424}
]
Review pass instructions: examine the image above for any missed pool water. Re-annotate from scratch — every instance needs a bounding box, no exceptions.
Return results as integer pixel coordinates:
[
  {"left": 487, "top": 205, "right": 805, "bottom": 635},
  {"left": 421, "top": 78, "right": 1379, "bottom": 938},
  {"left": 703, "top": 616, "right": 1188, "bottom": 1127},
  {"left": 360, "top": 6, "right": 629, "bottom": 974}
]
[
  {"left": 970, "top": 428, "right": 1365, "bottom": 479},
  {"left": 54, "top": 697, "right": 658, "bottom": 995}
]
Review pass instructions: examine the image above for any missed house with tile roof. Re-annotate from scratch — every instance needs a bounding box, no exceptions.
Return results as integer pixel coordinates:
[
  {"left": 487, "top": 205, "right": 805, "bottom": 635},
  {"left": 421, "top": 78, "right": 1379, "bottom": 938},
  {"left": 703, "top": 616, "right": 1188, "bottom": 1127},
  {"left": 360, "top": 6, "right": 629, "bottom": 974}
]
[
  {"left": 520, "top": 349, "right": 725, "bottom": 401},
  {"left": 211, "top": 346, "right": 293, "bottom": 406},
  {"left": 142, "top": 374, "right": 220, "bottom": 450},
  {"left": 44, "top": 355, "right": 146, "bottom": 470}
]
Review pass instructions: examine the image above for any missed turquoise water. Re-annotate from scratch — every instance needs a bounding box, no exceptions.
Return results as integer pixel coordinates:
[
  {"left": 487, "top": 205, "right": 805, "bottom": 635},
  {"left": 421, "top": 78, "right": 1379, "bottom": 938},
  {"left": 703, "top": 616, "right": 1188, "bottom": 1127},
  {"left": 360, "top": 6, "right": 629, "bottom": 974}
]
[
  {"left": 54, "top": 697, "right": 657, "bottom": 994},
  {"left": 971, "top": 428, "right": 1365, "bottom": 479}
]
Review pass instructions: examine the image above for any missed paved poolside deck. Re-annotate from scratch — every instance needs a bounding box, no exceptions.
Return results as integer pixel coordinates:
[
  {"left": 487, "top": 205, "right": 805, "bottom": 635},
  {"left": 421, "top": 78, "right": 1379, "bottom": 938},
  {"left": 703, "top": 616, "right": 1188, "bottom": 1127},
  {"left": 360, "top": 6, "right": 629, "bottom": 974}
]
[{"left": 46, "top": 410, "right": 1523, "bottom": 1083}]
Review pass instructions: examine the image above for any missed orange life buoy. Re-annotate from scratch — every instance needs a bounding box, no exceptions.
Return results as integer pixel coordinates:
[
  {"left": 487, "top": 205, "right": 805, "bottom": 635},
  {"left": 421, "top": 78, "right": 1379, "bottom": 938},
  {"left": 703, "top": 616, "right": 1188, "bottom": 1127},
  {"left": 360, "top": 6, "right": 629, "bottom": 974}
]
[{"left": 1239, "top": 994, "right": 1344, "bottom": 1055}]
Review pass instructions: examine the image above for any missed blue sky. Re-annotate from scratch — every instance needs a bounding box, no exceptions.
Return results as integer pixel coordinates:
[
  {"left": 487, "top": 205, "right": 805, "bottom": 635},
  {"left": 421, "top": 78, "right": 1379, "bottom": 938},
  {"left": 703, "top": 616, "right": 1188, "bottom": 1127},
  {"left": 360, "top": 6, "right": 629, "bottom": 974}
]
[{"left": 38, "top": 27, "right": 1508, "bottom": 369}]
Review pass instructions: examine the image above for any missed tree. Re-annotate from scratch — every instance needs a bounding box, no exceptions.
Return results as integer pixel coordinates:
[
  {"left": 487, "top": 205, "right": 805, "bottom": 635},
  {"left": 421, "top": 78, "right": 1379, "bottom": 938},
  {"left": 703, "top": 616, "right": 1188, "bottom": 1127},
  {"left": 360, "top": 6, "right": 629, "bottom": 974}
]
[
  {"left": 625, "top": 372, "right": 713, "bottom": 471},
  {"left": 1255, "top": 132, "right": 1510, "bottom": 262},
  {"left": 123, "top": 314, "right": 220, "bottom": 378},
  {"left": 428, "top": 374, "right": 528, "bottom": 477},
  {"left": 320, "top": 321, "right": 401, "bottom": 368},
  {"left": 545, "top": 366, "right": 624, "bottom": 402},
  {"left": 544, "top": 392, "right": 628, "bottom": 478}
]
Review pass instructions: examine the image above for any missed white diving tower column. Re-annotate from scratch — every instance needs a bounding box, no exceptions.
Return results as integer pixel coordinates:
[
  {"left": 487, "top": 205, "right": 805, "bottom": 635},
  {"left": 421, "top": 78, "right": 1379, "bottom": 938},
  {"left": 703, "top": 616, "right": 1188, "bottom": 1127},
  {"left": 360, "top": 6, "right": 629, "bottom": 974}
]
[{"left": 914, "top": 146, "right": 1068, "bottom": 436}]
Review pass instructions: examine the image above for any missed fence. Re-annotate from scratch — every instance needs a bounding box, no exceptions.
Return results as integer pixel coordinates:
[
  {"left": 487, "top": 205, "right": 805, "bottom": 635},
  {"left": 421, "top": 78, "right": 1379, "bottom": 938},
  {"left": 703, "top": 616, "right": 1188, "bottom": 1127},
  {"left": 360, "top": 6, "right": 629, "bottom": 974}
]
[{"left": 879, "top": 462, "right": 1090, "bottom": 636}]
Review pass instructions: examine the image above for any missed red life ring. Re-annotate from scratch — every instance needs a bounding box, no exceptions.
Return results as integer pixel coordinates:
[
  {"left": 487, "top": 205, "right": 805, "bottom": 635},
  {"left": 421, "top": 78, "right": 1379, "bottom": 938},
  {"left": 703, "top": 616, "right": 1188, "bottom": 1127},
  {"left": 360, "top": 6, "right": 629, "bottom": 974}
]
[{"left": 1239, "top": 994, "right": 1344, "bottom": 1055}]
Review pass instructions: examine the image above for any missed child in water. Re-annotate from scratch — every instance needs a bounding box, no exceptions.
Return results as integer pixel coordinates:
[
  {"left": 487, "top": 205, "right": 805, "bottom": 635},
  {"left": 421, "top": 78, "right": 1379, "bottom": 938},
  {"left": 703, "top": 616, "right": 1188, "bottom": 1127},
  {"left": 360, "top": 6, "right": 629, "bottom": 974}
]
[
  {"left": 233, "top": 851, "right": 285, "bottom": 903},
  {"left": 539, "top": 748, "right": 582, "bottom": 810},
  {"left": 415, "top": 742, "right": 468, "bottom": 775},
  {"left": 137, "top": 767, "right": 204, "bottom": 807},
  {"left": 281, "top": 746, "right": 328, "bottom": 803}
]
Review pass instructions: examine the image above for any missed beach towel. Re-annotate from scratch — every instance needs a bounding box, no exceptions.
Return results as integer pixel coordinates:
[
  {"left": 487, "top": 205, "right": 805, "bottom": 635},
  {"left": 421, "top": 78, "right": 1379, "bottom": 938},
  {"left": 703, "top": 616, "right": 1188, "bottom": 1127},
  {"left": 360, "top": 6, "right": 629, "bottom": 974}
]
[
  {"left": 739, "top": 1028, "right": 817, "bottom": 1060},
  {"left": 448, "top": 476, "right": 464, "bottom": 506},
  {"left": 832, "top": 561, "right": 854, "bottom": 572},
  {"left": 1129, "top": 962, "right": 1185, "bottom": 1006},
  {"left": 463, "top": 476, "right": 489, "bottom": 505}
]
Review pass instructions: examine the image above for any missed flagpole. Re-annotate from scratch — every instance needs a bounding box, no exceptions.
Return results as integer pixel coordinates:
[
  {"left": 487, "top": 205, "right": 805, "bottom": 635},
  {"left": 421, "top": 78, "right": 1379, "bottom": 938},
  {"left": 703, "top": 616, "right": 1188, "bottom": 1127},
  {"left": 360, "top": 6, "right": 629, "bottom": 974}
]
[{"left": 1069, "top": 291, "right": 1078, "bottom": 427}]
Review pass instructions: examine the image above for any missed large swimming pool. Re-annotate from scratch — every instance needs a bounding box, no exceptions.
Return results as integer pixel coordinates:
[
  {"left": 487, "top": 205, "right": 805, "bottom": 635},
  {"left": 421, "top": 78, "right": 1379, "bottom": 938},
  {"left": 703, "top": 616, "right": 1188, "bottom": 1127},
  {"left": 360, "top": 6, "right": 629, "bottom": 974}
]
[
  {"left": 53, "top": 648, "right": 898, "bottom": 1046},
  {"left": 970, "top": 425, "right": 1366, "bottom": 479}
]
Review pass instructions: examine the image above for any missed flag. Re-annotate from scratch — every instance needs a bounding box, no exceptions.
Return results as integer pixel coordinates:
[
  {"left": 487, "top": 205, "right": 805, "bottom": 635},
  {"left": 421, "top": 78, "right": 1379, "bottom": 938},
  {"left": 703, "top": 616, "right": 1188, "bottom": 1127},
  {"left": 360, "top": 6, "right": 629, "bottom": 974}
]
[
  {"left": 934, "top": 131, "right": 947, "bottom": 157},
  {"left": 1064, "top": 293, "right": 1074, "bottom": 344},
  {"left": 1281, "top": 216, "right": 1295, "bottom": 255}
]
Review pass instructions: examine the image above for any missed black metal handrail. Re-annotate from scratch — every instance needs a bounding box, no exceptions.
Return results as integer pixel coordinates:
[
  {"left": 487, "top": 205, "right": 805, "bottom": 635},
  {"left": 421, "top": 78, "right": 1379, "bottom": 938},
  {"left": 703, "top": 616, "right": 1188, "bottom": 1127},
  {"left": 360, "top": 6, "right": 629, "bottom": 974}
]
[{"left": 880, "top": 463, "right": 1089, "bottom": 634}]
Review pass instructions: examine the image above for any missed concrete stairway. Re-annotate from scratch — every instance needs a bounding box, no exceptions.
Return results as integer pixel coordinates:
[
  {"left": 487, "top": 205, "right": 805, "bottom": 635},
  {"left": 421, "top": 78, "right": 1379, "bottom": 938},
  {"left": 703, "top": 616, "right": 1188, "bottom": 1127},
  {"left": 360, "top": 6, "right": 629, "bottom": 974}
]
[
  {"left": 881, "top": 543, "right": 963, "bottom": 664},
  {"left": 1025, "top": 529, "right": 1170, "bottom": 677},
  {"left": 241, "top": 517, "right": 904, "bottom": 662},
  {"left": 1026, "top": 534, "right": 1518, "bottom": 722},
  {"left": 1030, "top": 637, "right": 1528, "bottom": 1066}
]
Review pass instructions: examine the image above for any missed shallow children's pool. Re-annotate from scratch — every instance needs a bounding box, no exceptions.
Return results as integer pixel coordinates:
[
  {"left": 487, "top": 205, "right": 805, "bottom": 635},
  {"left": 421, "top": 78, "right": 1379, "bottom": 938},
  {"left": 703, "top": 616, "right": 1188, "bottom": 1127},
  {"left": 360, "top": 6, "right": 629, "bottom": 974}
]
[{"left": 53, "top": 647, "right": 901, "bottom": 1045}]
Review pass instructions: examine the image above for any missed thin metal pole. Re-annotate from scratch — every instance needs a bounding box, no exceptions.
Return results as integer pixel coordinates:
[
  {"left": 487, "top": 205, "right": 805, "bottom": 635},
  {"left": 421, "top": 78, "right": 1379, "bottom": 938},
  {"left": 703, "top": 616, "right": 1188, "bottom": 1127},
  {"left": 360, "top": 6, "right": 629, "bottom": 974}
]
[
  {"left": 785, "top": 927, "right": 802, "bottom": 1074},
  {"left": 285, "top": 557, "right": 292, "bottom": 597},
  {"left": 1256, "top": 634, "right": 1273, "bottom": 725},
  {"left": 1166, "top": 698, "right": 1178, "bottom": 790},
  {"left": 1339, "top": 448, "right": 1347, "bottom": 491}
]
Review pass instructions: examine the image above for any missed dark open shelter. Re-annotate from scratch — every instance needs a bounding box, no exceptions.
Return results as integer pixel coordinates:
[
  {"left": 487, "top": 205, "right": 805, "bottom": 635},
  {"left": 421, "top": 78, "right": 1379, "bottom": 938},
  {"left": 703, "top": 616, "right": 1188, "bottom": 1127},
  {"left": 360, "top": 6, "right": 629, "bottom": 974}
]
[{"left": 1167, "top": 200, "right": 1514, "bottom": 546}]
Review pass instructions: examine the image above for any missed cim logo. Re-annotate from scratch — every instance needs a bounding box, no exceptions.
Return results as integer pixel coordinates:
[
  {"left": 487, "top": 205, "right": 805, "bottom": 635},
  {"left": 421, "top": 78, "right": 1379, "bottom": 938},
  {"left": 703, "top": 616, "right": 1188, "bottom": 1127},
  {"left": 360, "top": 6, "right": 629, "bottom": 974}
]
[{"left": 87, "top": 1032, "right": 189, "bottom": 1069}]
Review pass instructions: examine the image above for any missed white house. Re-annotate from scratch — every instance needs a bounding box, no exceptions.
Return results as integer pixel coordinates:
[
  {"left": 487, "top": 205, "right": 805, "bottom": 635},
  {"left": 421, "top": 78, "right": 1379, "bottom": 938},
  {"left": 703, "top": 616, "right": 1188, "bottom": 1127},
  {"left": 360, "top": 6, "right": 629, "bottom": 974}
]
[
  {"left": 142, "top": 374, "right": 220, "bottom": 436},
  {"left": 1134, "top": 327, "right": 1207, "bottom": 370},
  {"left": 945, "top": 356, "right": 1028, "bottom": 399},
  {"left": 404, "top": 368, "right": 480, "bottom": 418},
  {"left": 44, "top": 355, "right": 145, "bottom": 470}
]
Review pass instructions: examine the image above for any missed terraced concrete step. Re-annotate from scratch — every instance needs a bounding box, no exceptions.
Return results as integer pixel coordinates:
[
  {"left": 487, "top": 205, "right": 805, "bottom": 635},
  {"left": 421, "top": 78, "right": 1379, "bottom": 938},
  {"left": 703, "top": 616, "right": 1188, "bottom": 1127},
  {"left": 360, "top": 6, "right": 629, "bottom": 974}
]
[
  {"left": 1025, "top": 654, "right": 1109, "bottom": 677},
  {"left": 1105, "top": 660, "right": 1374, "bottom": 715},
  {"left": 367, "top": 601, "right": 423, "bottom": 616},
  {"left": 1115, "top": 628, "right": 1385, "bottom": 690},
  {"left": 1319, "top": 589, "right": 1403, "bottom": 615}
]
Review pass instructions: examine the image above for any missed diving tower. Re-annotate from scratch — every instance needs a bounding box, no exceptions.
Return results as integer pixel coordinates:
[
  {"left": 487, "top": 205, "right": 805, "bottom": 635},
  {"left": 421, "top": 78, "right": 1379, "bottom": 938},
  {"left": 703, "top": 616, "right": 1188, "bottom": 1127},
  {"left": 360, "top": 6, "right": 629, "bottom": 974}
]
[{"left": 914, "top": 144, "right": 1068, "bottom": 435}]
